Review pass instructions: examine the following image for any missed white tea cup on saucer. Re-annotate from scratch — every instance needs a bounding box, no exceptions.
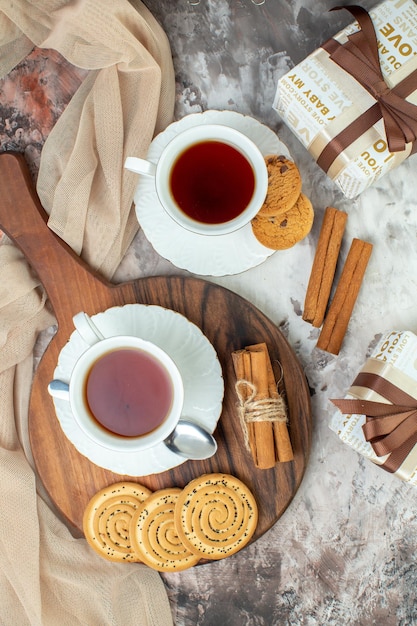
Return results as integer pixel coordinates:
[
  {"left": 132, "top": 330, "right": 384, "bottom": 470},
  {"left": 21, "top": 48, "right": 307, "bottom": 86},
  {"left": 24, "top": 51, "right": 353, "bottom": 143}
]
[
  {"left": 67, "top": 311, "right": 185, "bottom": 453},
  {"left": 124, "top": 124, "right": 268, "bottom": 236}
]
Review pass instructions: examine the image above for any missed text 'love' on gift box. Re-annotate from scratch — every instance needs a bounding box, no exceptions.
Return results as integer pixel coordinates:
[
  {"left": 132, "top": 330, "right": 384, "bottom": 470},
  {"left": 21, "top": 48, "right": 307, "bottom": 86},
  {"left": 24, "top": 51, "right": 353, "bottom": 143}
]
[
  {"left": 273, "top": 0, "right": 417, "bottom": 199},
  {"left": 330, "top": 330, "right": 417, "bottom": 485}
]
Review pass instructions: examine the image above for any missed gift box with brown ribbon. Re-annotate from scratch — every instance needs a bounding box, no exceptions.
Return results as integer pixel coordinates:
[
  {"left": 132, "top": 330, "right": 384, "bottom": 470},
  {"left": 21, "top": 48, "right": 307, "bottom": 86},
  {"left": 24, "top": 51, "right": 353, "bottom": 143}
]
[
  {"left": 273, "top": 0, "right": 417, "bottom": 199},
  {"left": 330, "top": 330, "right": 417, "bottom": 484}
]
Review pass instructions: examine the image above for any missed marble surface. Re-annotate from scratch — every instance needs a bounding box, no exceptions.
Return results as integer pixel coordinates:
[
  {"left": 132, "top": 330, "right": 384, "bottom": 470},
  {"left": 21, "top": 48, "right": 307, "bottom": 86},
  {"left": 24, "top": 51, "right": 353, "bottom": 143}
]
[{"left": 2, "top": 1, "right": 417, "bottom": 624}]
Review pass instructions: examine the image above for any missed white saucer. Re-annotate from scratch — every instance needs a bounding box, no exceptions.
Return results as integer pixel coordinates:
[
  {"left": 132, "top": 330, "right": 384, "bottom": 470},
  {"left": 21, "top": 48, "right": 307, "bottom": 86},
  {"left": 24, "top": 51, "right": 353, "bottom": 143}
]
[
  {"left": 52, "top": 304, "right": 224, "bottom": 475},
  {"left": 133, "top": 110, "right": 292, "bottom": 276}
]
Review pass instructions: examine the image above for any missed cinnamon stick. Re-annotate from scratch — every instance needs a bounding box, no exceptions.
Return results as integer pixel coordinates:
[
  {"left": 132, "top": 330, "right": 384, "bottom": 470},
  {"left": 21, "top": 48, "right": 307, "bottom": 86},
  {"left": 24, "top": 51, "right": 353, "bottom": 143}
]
[
  {"left": 303, "top": 206, "right": 347, "bottom": 327},
  {"left": 247, "top": 343, "right": 293, "bottom": 462},
  {"left": 317, "top": 238, "right": 373, "bottom": 355},
  {"left": 232, "top": 348, "right": 276, "bottom": 468},
  {"left": 248, "top": 349, "right": 276, "bottom": 469},
  {"left": 231, "top": 350, "right": 256, "bottom": 460},
  {"left": 232, "top": 343, "right": 293, "bottom": 468}
]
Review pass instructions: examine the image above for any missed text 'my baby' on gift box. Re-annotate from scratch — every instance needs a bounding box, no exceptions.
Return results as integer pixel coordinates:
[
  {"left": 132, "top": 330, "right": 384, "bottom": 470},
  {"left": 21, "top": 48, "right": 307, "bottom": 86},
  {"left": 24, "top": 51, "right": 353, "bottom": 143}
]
[{"left": 273, "top": 0, "right": 417, "bottom": 199}]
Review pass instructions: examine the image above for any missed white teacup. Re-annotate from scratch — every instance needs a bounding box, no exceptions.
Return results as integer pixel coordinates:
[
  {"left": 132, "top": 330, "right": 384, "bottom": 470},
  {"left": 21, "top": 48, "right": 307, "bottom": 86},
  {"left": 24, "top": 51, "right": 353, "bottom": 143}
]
[
  {"left": 69, "top": 312, "right": 184, "bottom": 452},
  {"left": 124, "top": 124, "right": 268, "bottom": 236}
]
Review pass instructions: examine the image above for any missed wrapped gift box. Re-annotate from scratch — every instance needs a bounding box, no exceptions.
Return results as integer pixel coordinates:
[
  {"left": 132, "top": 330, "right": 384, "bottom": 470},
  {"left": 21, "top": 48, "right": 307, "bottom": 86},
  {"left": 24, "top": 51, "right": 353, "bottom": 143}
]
[
  {"left": 273, "top": 0, "right": 417, "bottom": 198},
  {"left": 330, "top": 330, "right": 417, "bottom": 485}
]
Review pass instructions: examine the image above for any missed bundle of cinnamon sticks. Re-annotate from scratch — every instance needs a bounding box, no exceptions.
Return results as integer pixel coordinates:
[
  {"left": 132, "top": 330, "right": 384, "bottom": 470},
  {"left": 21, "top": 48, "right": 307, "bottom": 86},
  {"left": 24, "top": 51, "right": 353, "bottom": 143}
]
[
  {"left": 303, "top": 206, "right": 372, "bottom": 355},
  {"left": 232, "top": 342, "right": 293, "bottom": 469}
]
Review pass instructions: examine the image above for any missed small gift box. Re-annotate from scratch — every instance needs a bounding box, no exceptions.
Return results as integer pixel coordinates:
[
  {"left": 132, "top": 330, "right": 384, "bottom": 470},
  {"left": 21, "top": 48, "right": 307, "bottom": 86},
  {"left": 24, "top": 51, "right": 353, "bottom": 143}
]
[
  {"left": 273, "top": 0, "right": 417, "bottom": 198},
  {"left": 330, "top": 330, "right": 417, "bottom": 485}
]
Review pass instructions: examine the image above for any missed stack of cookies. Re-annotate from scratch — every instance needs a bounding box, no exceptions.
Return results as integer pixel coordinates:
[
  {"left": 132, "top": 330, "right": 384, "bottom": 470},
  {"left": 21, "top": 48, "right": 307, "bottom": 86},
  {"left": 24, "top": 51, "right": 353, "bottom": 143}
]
[
  {"left": 83, "top": 473, "right": 258, "bottom": 572},
  {"left": 251, "top": 154, "right": 314, "bottom": 250}
]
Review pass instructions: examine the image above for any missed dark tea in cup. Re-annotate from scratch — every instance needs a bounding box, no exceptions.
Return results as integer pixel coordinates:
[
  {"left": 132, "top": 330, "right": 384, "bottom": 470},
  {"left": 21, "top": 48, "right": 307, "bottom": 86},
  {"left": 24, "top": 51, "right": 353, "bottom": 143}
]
[{"left": 169, "top": 140, "right": 255, "bottom": 225}]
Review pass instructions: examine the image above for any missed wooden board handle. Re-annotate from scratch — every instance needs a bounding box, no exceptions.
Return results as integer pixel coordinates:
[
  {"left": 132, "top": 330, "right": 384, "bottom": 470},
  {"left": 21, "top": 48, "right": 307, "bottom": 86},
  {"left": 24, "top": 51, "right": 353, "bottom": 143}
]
[{"left": 0, "top": 153, "right": 117, "bottom": 328}]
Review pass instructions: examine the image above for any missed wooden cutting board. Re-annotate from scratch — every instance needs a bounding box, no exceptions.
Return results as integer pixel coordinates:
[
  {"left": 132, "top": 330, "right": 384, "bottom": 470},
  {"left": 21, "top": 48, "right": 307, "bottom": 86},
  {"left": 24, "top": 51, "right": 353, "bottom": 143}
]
[{"left": 0, "top": 152, "right": 312, "bottom": 549}]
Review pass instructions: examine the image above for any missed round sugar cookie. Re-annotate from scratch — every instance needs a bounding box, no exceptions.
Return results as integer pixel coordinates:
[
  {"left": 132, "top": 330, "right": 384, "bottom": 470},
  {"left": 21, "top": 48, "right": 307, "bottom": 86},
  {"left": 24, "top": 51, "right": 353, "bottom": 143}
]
[
  {"left": 174, "top": 473, "right": 258, "bottom": 560},
  {"left": 130, "top": 488, "right": 200, "bottom": 572},
  {"left": 83, "top": 481, "right": 152, "bottom": 563},
  {"left": 252, "top": 193, "right": 314, "bottom": 250},
  {"left": 258, "top": 154, "right": 302, "bottom": 217}
]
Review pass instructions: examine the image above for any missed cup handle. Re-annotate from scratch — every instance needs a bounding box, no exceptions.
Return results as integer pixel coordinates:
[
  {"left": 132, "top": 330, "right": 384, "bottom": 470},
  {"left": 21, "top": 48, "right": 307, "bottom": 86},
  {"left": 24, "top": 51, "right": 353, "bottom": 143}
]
[
  {"left": 124, "top": 156, "right": 157, "bottom": 177},
  {"left": 73, "top": 312, "right": 105, "bottom": 346}
]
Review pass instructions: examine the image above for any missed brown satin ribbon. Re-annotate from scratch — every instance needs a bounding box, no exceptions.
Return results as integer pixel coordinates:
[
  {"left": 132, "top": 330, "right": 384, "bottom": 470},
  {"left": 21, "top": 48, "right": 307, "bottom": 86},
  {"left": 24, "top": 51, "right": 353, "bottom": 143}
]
[
  {"left": 317, "top": 5, "right": 417, "bottom": 173},
  {"left": 332, "top": 372, "right": 417, "bottom": 474}
]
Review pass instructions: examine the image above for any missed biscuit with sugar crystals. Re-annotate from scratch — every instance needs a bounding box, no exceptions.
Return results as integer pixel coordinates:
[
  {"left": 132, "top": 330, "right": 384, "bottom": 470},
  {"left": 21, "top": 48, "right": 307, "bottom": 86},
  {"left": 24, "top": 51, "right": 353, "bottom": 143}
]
[
  {"left": 174, "top": 473, "right": 258, "bottom": 560},
  {"left": 83, "top": 481, "right": 152, "bottom": 563},
  {"left": 258, "top": 154, "right": 302, "bottom": 217},
  {"left": 252, "top": 193, "right": 314, "bottom": 250},
  {"left": 130, "top": 488, "right": 200, "bottom": 572}
]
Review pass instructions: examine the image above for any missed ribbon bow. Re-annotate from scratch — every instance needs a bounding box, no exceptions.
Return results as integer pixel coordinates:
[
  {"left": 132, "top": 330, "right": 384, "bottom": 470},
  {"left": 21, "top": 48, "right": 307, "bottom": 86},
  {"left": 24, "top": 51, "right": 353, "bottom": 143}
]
[
  {"left": 318, "top": 5, "right": 417, "bottom": 172},
  {"left": 331, "top": 371, "right": 417, "bottom": 474}
]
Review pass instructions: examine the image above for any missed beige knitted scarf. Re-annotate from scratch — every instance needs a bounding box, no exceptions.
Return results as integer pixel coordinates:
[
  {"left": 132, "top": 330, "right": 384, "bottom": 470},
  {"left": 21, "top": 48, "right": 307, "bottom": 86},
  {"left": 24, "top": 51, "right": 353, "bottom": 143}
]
[{"left": 0, "top": 1, "right": 175, "bottom": 624}]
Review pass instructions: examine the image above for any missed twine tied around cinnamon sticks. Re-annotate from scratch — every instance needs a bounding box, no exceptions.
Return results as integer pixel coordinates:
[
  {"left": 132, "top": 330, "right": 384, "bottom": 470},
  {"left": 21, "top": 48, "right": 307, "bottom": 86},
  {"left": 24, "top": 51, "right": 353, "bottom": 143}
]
[
  {"left": 235, "top": 379, "right": 287, "bottom": 452},
  {"left": 232, "top": 342, "right": 294, "bottom": 469}
]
